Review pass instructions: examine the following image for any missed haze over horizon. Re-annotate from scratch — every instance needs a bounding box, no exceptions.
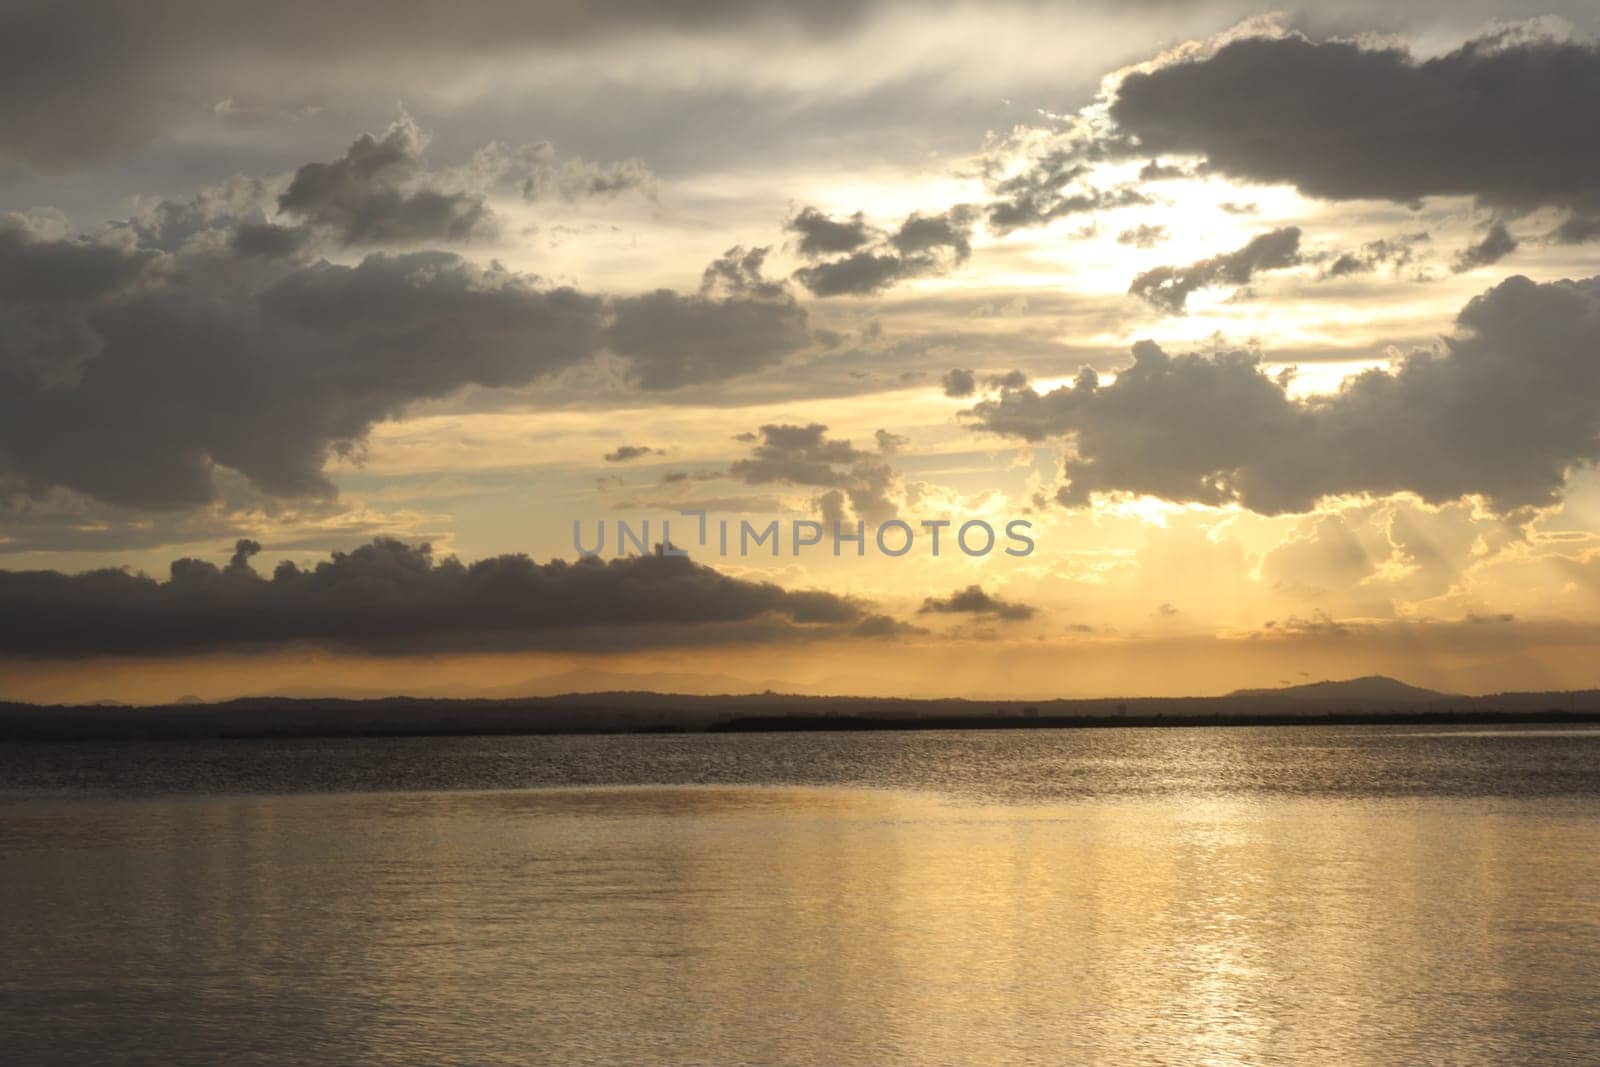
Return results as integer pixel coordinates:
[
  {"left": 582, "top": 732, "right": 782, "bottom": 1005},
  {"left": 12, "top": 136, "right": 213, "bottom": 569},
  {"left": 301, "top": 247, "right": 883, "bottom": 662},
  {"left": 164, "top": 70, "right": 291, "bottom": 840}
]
[{"left": 6, "top": 1, "right": 1600, "bottom": 702}]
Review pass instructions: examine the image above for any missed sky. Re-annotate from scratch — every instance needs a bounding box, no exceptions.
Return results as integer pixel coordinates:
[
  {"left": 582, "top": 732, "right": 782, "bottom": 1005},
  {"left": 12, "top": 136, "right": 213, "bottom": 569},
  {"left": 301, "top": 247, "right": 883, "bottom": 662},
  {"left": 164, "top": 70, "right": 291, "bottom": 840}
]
[{"left": 4, "top": 0, "right": 1600, "bottom": 703}]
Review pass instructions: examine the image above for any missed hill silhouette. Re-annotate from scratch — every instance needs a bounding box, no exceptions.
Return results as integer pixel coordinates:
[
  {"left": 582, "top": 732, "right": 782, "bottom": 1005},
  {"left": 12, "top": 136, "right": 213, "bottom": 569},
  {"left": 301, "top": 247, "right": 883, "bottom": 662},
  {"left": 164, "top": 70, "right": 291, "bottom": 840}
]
[{"left": 1228, "top": 675, "right": 1452, "bottom": 702}]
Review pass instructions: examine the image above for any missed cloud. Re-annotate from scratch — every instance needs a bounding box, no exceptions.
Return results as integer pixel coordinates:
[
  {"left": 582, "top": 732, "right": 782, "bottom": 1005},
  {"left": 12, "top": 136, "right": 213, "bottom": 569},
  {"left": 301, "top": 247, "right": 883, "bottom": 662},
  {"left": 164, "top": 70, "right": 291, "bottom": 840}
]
[
  {"left": 1251, "top": 497, "right": 1523, "bottom": 616},
  {"left": 874, "top": 429, "right": 909, "bottom": 454},
  {"left": 942, "top": 368, "right": 977, "bottom": 397},
  {"left": 1452, "top": 222, "right": 1518, "bottom": 272},
  {"left": 1261, "top": 514, "right": 1377, "bottom": 595},
  {"left": 0, "top": 1, "right": 886, "bottom": 172},
  {"left": 232, "top": 222, "right": 313, "bottom": 259},
  {"left": 890, "top": 209, "right": 974, "bottom": 259},
  {"left": 278, "top": 117, "right": 494, "bottom": 246},
  {"left": 793, "top": 252, "right": 914, "bottom": 297},
  {"left": 787, "top": 207, "right": 880, "bottom": 257},
  {"left": 1260, "top": 611, "right": 1349, "bottom": 638},
  {"left": 791, "top": 206, "right": 975, "bottom": 296},
  {"left": 1116, "top": 223, "right": 1168, "bottom": 248},
  {"left": 273, "top": 120, "right": 653, "bottom": 249},
  {"left": 918, "top": 585, "right": 1036, "bottom": 621},
  {"left": 607, "top": 246, "right": 812, "bottom": 389},
  {"left": 730, "top": 423, "right": 869, "bottom": 487},
  {"left": 1128, "top": 227, "right": 1301, "bottom": 312},
  {"left": 0, "top": 539, "right": 901, "bottom": 657},
  {"left": 984, "top": 150, "right": 1151, "bottom": 234},
  {"left": 0, "top": 180, "right": 819, "bottom": 511},
  {"left": 111, "top": 175, "right": 278, "bottom": 252},
  {"left": 729, "top": 423, "right": 899, "bottom": 522},
  {"left": 0, "top": 247, "right": 604, "bottom": 508},
  {"left": 1108, "top": 29, "right": 1600, "bottom": 231},
  {"left": 1320, "top": 233, "right": 1429, "bottom": 278},
  {"left": 970, "top": 272, "right": 1600, "bottom": 514},
  {"left": 0, "top": 213, "right": 154, "bottom": 387},
  {"left": 514, "top": 145, "right": 655, "bottom": 202},
  {"left": 1137, "top": 160, "right": 1190, "bottom": 181},
  {"left": 0, "top": 469, "right": 451, "bottom": 557},
  {"left": 1553, "top": 214, "right": 1600, "bottom": 245},
  {"left": 603, "top": 445, "right": 664, "bottom": 463}
]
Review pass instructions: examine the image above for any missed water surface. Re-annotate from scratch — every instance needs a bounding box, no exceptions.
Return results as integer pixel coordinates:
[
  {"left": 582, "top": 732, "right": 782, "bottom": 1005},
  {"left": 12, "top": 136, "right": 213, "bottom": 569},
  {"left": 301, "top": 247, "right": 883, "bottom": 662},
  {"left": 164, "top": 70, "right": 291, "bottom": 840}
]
[{"left": 3, "top": 725, "right": 1598, "bottom": 1064}]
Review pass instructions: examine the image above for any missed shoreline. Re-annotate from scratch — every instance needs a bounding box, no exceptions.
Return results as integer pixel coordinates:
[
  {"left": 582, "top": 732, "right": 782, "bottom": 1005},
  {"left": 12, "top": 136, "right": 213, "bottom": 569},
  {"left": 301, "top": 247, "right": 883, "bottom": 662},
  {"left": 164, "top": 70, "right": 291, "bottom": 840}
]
[{"left": 3, "top": 692, "right": 1599, "bottom": 743}]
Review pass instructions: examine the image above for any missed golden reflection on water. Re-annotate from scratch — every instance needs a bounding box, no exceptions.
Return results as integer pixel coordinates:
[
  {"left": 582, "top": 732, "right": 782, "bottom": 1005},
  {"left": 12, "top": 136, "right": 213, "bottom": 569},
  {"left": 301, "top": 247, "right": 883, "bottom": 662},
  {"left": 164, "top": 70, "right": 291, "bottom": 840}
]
[{"left": 4, "top": 783, "right": 1599, "bottom": 1064}]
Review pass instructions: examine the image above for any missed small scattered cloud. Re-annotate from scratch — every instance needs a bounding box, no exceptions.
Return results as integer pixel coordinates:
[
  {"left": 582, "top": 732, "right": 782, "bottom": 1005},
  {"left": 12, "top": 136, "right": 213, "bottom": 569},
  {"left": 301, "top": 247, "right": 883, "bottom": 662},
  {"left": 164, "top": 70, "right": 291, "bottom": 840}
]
[
  {"left": 1452, "top": 222, "right": 1518, "bottom": 272},
  {"left": 1117, "top": 224, "right": 1168, "bottom": 248},
  {"left": 919, "top": 585, "right": 1036, "bottom": 621},
  {"left": 604, "top": 445, "right": 665, "bottom": 463},
  {"left": 942, "top": 368, "right": 977, "bottom": 397},
  {"left": 1129, "top": 227, "right": 1302, "bottom": 312}
]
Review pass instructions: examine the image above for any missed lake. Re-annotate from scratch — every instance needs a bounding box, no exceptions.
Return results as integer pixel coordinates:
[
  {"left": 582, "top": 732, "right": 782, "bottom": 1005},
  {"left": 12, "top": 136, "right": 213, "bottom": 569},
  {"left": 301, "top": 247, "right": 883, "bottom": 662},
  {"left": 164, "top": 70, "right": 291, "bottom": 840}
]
[{"left": 3, "top": 725, "right": 1599, "bottom": 1064}]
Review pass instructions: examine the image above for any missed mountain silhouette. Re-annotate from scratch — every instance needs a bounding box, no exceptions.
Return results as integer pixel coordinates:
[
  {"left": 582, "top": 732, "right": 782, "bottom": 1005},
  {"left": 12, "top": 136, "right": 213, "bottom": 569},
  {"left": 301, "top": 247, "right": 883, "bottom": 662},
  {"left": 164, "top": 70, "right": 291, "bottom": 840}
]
[{"left": 1228, "top": 675, "right": 1452, "bottom": 701}]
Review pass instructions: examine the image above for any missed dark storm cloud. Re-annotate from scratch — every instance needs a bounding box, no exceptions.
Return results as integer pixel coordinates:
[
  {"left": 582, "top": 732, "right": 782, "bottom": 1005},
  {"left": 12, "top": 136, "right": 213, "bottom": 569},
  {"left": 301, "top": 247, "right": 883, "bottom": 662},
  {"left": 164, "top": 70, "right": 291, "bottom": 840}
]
[
  {"left": 0, "top": 214, "right": 156, "bottom": 388},
  {"left": 0, "top": 215, "right": 151, "bottom": 303},
  {"left": 1108, "top": 31, "right": 1600, "bottom": 232},
  {"left": 1451, "top": 223, "right": 1518, "bottom": 272},
  {"left": 970, "top": 273, "right": 1600, "bottom": 514},
  {"left": 0, "top": 539, "right": 897, "bottom": 657},
  {"left": 232, "top": 222, "right": 314, "bottom": 259},
  {"left": 1128, "top": 227, "right": 1301, "bottom": 312},
  {"left": 278, "top": 119, "right": 493, "bottom": 246},
  {"left": 918, "top": 585, "right": 1036, "bottom": 621},
  {"left": 0, "top": 245, "right": 604, "bottom": 508},
  {"left": 791, "top": 207, "right": 975, "bottom": 296},
  {"left": 0, "top": 194, "right": 818, "bottom": 511}
]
